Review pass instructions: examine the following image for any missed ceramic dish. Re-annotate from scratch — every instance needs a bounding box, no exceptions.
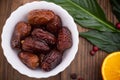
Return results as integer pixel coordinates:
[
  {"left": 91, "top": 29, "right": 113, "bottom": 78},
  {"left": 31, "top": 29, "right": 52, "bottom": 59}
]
[{"left": 1, "top": 1, "right": 79, "bottom": 78}]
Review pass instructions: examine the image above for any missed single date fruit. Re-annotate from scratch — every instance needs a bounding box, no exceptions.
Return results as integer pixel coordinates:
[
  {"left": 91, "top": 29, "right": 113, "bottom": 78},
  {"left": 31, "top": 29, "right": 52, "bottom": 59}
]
[
  {"left": 22, "top": 37, "right": 50, "bottom": 52},
  {"left": 18, "top": 51, "right": 39, "bottom": 69},
  {"left": 11, "top": 22, "right": 31, "bottom": 49},
  {"left": 32, "top": 28, "right": 56, "bottom": 45},
  {"left": 41, "top": 49, "right": 62, "bottom": 71},
  {"left": 28, "top": 9, "right": 55, "bottom": 25},
  {"left": 46, "top": 15, "right": 62, "bottom": 34},
  {"left": 57, "top": 27, "right": 72, "bottom": 52}
]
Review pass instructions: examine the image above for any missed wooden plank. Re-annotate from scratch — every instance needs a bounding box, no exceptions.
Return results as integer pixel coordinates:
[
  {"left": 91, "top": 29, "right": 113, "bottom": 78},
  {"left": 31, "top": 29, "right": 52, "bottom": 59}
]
[
  {"left": 0, "top": 0, "right": 117, "bottom": 80},
  {"left": 0, "top": 0, "right": 14, "bottom": 80}
]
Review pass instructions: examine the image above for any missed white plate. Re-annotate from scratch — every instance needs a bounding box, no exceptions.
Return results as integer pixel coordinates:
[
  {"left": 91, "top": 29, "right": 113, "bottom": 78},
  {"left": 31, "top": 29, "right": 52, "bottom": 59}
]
[{"left": 1, "top": 1, "right": 79, "bottom": 78}]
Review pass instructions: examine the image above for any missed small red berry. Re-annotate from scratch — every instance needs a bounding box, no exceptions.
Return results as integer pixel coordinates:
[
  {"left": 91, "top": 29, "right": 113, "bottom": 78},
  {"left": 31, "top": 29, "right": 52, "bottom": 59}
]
[
  {"left": 70, "top": 73, "right": 77, "bottom": 79},
  {"left": 93, "top": 46, "right": 99, "bottom": 52},
  {"left": 90, "top": 50, "right": 95, "bottom": 56},
  {"left": 116, "top": 22, "right": 120, "bottom": 29},
  {"left": 78, "top": 77, "right": 84, "bottom": 80}
]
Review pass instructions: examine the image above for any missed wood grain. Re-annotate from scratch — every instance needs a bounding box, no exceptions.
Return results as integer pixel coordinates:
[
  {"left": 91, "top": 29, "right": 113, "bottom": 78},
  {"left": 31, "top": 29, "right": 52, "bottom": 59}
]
[{"left": 0, "top": 0, "right": 117, "bottom": 80}]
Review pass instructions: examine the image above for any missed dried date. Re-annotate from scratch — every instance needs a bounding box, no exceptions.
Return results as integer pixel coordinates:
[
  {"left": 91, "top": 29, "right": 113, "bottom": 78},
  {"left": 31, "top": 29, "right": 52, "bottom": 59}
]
[
  {"left": 28, "top": 9, "right": 55, "bottom": 25},
  {"left": 57, "top": 27, "right": 72, "bottom": 52},
  {"left": 11, "top": 9, "right": 73, "bottom": 71},
  {"left": 38, "top": 53, "right": 46, "bottom": 68},
  {"left": 11, "top": 22, "right": 31, "bottom": 49},
  {"left": 32, "top": 28, "right": 56, "bottom": 45},
  {"left": 41, "top": 49, "right": 62, "bottom": 71},
  {"left": 18, "top": 51, "right": 39, "bottom": 69},
  {"left": 46, "top": 15, "right": 62, "bottom": 34},
  {"left": 22, "top": 37, "right": 50, "bottom": 52}
]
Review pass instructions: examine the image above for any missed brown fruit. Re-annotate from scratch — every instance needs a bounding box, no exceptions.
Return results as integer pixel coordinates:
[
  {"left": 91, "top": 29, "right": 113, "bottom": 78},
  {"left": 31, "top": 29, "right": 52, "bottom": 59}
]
[
  {"left": 18, "top": 51, "right": 39, "bottom": 69},
  {"left": 28, "top": 9, "right": 55, "bottom": 25},
  {"left": 32, "top": 28, "right": 56, "bottom": 45},
  {"left": 57, "top": 27, "right": 72, "bottom": 52},
  {"left": 31, "top": 24, "right": 46, "bottom": 30},
  {"left": 41, "top": 49, "right": 62, "bottom": 71},
  {"left": 11, "top": 22, "right": 31, "bottom": 49},
  {"left": 22, "top": 37, "right": 50, "bottom": 52},
  {"left": 46, "top": 15, "right": 62, "bottom": 34},
  {"left": 38, "top": 53, "right": 46, "bottom": 68}
]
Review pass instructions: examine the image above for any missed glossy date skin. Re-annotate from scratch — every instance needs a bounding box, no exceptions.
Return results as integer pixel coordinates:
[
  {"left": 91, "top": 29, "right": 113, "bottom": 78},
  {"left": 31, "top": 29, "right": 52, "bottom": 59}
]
[
  {"left": 18, "top": 52, "right": 39, "bottom": 69},
  {"left": 28, "top": 10, "right": 55, "bottom": 25},
  {"left": 11, "top": 22, "right": 31, "bottom": 49},
  {"left": 22, "top": 37, "right": 50, "bottom": 52},
  {"left": 11, "top": 9, "right": 73, "bottom": 71},
  {"left": 57, "top": 27, "right": 72, "bottom": 52},
  {"left": 32, "top": 28, "right": 56, "bottom": 45},
  {"left": 41, "top": 49, "right": 62, "bottom": 71},
  {"left": 46, "top": 15, "right": 62, "bottom": 34}
]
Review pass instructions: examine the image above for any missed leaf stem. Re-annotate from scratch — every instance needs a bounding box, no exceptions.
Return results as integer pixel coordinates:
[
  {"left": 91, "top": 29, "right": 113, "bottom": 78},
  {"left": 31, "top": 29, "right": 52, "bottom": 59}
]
[{"left": 67, "top": 0, "right": 120, "bottom": 32}]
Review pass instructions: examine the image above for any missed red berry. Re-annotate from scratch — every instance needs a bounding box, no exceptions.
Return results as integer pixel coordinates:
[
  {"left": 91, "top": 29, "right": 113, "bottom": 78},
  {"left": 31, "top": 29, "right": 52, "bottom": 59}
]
[
  {"left": 70, "top": 73, "right": 77, "bottom": 79},
  {"left": 90, "top": 50, "right": 95, "bottom": 56},
  {"left": 116, "top": 22, "right": 120, "bottom": 29},
  {"left": 93, "top": 46, "right": 99, "bottom": 52},
  {"left": 78, "top": 77, "right": 84, "bottom": 80}
]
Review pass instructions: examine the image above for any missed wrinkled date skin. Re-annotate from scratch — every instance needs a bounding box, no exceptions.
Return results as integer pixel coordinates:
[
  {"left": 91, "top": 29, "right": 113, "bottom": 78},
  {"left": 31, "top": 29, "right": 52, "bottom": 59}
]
[
  {"left": 11, "top": 22, "right": 31, "bottom": 49},
  {"left": 32, "top": 28, "right": 56, "bottom": 45},
  {"left": 18, "top": 52, "right": 39, "bottom": 69},
  {"left": 38, "top": 53, "right": 46, "bottom": 67},
  {"left": 28, "top": 9, "right": 55, "bottom": 25},
  {"left": 41, "top": 50, "right": 62, "bottom": 71},
  {"left": 11, "top": 9, "right": 73, "bottom": 71},
  {"left": 57, "top": 27, "right": 72, "bottom": 52},
  {"left": 22, "top": 37, "right": 50, "bottom": 52},
  {"left": 46, "top": 15, "right": 62, "bottom": 34}
]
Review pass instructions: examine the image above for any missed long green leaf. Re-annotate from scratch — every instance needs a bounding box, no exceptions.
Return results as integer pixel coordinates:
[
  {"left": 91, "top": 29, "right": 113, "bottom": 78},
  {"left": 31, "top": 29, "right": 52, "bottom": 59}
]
[
  {"left": 80, "top": 30, "right": 120, "bottom": 53},
  {"left": 110, "top": 0, "right": 120, "bottom": 22},
  {"left": 45, "top": 0, "right": 119, "bottom": 32}
]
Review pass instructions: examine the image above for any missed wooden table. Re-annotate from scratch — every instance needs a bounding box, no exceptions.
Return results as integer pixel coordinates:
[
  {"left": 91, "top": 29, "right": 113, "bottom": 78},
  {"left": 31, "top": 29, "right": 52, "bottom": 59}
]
[{"left": 0, "top": 0, "right": 117, "bottom": 80}]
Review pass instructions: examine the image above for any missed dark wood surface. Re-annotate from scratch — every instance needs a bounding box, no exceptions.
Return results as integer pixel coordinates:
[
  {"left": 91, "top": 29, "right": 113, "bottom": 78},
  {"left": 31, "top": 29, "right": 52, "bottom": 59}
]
[{"left": 0, "top": 0, "right": 117, "bottom": 80}]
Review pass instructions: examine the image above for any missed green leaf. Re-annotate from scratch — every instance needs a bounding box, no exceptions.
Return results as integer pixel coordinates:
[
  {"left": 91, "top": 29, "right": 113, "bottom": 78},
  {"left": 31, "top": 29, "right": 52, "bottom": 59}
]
[
  {"left": 45, "top": 0, "right": 119, "bottom": 32},
  {"left": 80, "top": 30, "right": 120, "bottom": 53},
  {"left": 110, "top": 0, "right": 120, "bottom": 22}
]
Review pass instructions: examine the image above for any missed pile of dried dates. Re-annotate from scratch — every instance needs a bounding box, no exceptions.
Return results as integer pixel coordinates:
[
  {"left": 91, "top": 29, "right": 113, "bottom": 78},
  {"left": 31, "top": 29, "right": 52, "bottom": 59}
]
[{"left": 11, "top": 9, "right": 72, "bottom": 71}]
